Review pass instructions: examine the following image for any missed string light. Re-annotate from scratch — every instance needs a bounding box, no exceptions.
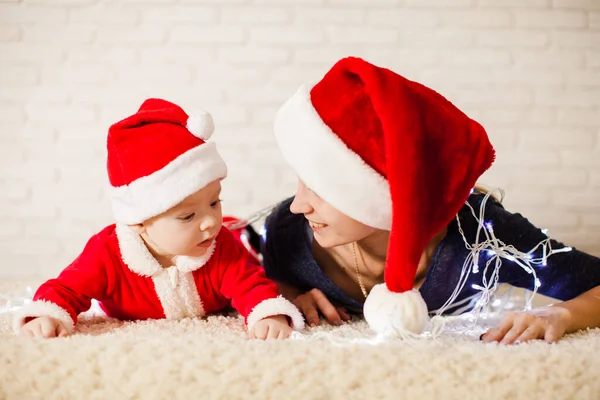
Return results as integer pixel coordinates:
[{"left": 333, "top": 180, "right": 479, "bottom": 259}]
[{"left": 432, "top": 188, "right": 573, "bottom": 334}]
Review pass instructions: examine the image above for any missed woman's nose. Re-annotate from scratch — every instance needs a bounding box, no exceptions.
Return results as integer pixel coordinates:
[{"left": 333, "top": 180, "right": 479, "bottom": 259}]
[{"left": 289, "top": 180, "right": 313, "bottom": 215}]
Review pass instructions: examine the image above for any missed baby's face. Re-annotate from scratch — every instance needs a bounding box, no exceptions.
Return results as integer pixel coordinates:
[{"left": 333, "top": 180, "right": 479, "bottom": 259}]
[{"left": 140, "top": 180, "right": 223, "bottom": 259}]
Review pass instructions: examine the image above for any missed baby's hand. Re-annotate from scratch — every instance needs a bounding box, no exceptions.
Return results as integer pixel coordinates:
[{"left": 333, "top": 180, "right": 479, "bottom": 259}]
[
  {"left": 247, "top": 315, "right": 292, "bottom": 340},
  {"left": 19, "top": 316, "right": 69, "bottom": 339}
]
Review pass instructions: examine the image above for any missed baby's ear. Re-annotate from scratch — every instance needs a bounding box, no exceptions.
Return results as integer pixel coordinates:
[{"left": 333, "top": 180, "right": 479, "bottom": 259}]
[{"left": 128, "top": 223, "right": 146, "bottom": 235}]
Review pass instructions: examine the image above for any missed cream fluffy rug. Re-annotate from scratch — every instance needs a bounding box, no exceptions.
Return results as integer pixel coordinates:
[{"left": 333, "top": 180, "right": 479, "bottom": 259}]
[{"left": 1, "top": 280, "right": 599, "bottom": 400}]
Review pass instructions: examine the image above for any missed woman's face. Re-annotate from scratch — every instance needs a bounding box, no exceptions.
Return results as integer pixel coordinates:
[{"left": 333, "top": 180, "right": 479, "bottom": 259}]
[{"left": 289, "top": 179, "right": 378, "bottom": 248}]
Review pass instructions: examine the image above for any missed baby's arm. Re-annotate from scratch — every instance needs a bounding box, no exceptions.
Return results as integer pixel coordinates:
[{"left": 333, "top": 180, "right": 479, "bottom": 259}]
[
  {"left": 217, "top": 229, "right": 304, "bottom": 339},
  {"left": 14, "top": 234, "right": 110, "bottom": 338}
]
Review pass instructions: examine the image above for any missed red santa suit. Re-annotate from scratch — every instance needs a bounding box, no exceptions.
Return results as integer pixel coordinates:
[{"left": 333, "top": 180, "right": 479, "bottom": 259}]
[
  {"left": 14, "top": 223, "right": 303, "bottom": 333},
  {"left": 13, "top": 98, "right": 303, "bottom": 334}
]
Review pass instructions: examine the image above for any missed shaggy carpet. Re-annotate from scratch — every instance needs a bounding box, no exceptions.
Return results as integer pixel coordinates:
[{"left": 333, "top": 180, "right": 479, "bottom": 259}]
[{"left": 1, "top": 280, "right": 598, "bottom": 400}]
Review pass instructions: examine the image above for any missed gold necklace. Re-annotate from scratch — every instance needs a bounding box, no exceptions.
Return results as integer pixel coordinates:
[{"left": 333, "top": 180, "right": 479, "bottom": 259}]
[{"left": 351, "top": 242, "right": 369, "bottom": 299}]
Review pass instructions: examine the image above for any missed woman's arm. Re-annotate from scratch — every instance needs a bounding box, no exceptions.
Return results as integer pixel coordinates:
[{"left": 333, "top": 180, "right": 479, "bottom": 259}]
[{"left": 553, "top": 285, "right": 600, "bottom": 333}]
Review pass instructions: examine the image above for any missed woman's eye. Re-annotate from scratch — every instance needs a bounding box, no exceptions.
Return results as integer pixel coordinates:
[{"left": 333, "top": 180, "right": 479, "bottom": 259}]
[{"left": 179, "top": 213, "right": 195, "bottom": 221}]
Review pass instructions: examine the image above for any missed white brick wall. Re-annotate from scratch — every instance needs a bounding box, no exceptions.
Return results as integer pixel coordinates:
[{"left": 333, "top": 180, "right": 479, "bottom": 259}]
[{"left": 0, "top": 0, "right": 599, "bottom": 279}]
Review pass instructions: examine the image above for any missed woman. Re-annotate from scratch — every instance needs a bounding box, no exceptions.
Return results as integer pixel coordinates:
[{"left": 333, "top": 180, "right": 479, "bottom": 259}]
[{"left": 260, "top": 57, "right": 600, "bottom": 344}]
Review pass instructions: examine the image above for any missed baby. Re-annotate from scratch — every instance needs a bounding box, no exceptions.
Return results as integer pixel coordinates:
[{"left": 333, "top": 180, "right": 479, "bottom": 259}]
[{"left": 14, "top": 98, "right": 303, "bottom": 340}]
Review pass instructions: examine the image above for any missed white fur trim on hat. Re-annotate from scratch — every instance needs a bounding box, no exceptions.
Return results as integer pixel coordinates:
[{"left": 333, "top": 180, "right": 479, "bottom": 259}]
[
  {"left": 110, "top": 142, "right": 227, "bottom": 225},
  {"left": 246, "top": 296, "right": 305, "bottom": 331},
  {"left": 274, "top": 84, "right": 392, "bottom": 230},
  {"left": 13, "top": 300, "right": 75, "bottom": 334},
  {"left": 363, "top": 284, "right": 429, "bottom": 337},
  {"left": 187, "top": 111, "right": 215, "bottom": 141}
]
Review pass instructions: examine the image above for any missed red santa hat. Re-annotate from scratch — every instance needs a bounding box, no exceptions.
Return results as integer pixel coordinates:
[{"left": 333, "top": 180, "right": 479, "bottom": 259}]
[
  {"left": 108, "top": 98, "right": 227, "bottom": 225},
  {"left": 274, "top": 57, "right": 495, "bottom": 336}
]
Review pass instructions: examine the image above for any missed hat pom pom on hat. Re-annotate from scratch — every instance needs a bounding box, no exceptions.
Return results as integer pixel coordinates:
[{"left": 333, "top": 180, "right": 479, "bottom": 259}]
[
  {"left": 363, "top": 284, "right": 430, "bottom": 337},
  {"left": 186, "top": 111, "right": 214, "bottom": 140}
]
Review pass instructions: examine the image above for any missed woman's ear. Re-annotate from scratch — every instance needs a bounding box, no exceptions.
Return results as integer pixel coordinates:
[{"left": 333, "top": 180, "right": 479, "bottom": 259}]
[{"left": 128, "top": 223, "right": 146, "bottom": 235}]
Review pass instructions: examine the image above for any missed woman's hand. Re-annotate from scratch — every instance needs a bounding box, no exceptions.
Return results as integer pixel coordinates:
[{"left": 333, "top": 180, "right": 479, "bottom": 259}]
[
  {"left": 292, "top": 288, "right": 350, "bottom": 327},
  {"left": 481, "top": 307, "right": 570, "bottom": 344}
]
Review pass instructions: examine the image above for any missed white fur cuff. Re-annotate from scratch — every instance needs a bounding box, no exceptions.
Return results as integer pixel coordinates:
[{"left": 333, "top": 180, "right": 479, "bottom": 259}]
[
  {"left": 246, "top": 296, "right": 305, "bottom": 331},
  {"left": 12, "top": 300, "right": 75, "bottom": 335}
]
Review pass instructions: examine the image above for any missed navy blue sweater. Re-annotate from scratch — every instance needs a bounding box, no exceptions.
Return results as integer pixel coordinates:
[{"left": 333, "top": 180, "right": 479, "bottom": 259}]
[{"left": 259, "top": 192, "right": 600, "bottom": 315}]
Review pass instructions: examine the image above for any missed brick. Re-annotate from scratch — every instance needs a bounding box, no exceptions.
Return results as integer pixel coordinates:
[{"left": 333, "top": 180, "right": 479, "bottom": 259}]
[
  {"left": 440, "top": 10, "right": 513, "bottom": 28},
  {"left": 294, "top": 48, "right": 366, "bottom": 65},
  {"left": 590, "top": 12, "right": 600, "bottom": 29},
  {"left": 142, "top": 6, "right": 217, "bottom": 23},
  {"left": 71, "top": 88, "right": 144, "bottom": 106},
  {"left": 566, "top": 71, "right": 600, "bottom": 87},
  {"left": 552, "top": 0, "right": 600, "bottom": 9},
  {"left": 231, "top": 85, "right": 297, "bottom": 105},
  {"left": 586, "top": 51, "right": 600, "bottom": 67},
  {"left": 295, "top": 8, "right": 363, "bottom": 24},
  {"left": 367, "top": 10, "right": 438, "bottom": 26},
  {"left": 561, "top": 150, "right": 600, "bottom": 167},
  {"left": 590, "top": 172, "right": 600, "bottom": 188},
  {"left": 24, "top": 0, "right": 97, "bottom": 3},
  {"left": 516, "top": 10, "right": 586, "bottom": 28},
  {"left": 23, "top": 24, "right": 95, "bottom": 44},
  {"left": 181, "top": 0, "right": 248, "bottom": 3},
  {"left": 478, "top": 0, "right": 548, "bottom": 6},
  {"left": 42, "top": 65, "right": 115, "bottom": 84},
  {"left": 0, "top": 163, "right": 59, "bottom": 185},
  {"left": 406, "top": 0, "right": 474, "bottom": 6},
  {"left": 554, "top": 191, "right": 600, "bottom": 208},
  {"left": 552, "top": 31, "right": 598, "bottom": 48},
  {"left": 519, "top": 128, "right": 596, "bottom": 147},
  {"left": 0, "top": 86, "right": 70, "bottom": 104},
  {"left": 0, "top": 65, "right": 38, "bottom": 86},
  {"left": 478, "top": 30, "right": 548, "bottom": 47},
  {"left": 141, "top": 46, "right": 215, "bottom": 64},
  {"left": 0, "top": 219, "right": 25, "bottom": 238},
  {"left": 502, "top": 186, "right": 552, "bottom": 207},
  {"left": 219, "top": 47, "right": 289, "bottom": 64},
  {"left": 478, "top": 109, "right": 529, "bottom": 125},
  {"left": 514, "top": 49, "right": 585, "bottom": 69},
  {"left": 210, "top": 105, "right": 248, "bottom": 125},
  {"left": 69, "top": 4, "right": 139, "bottom": 24},
  {"left": 495, "top": 150, "right": 559, "bottom": 167},
  {"left": 439, "top": 49, "right": 511, "bottom": 66},
  {"left": 0, "top": 24, "right": 19, "bottom": 41},
  {"left": 0, "top": 105, "right": 26, "bottom": 122},
  {"left": 269, "top": 65, "right": 329, "bottom": 85},
  {"left": 0, "top": 4, "right": 67, "bottom": 22},
  {"left": 27, "top": 105, "right": 96, "bottom": 123},
  {"left": 535, "top": 89, "right": 600, "bottom": 107},
  {"left": 525, "top": 108, "right": 558, "bottom": 125},
  {"left": 67, "top": 46, "right": 137, "bottom": 65},
  {"left": 250, "top": 27, "right": 324, "bottom": 44},
  {"left": 221, "top": 7, "right": 288, "bottom": 23},
  {"left": 557, "top": 108, "right": 600, "bottom": 127},
  {"left": 493, "top": 69, "right": 564, "bottom": 86},
  {"left": 327, "top": 27, "right": 397, "bottom": 44},
  {"left": 0, "top": 44, "right": 64, "bottom": 62},
  {"left": 171, "top": 26, "right": 244, "bottom": 44},
  {"left": 328, "top": 0, "right": 398, "bottom": 4},
  {"left": 115, "top": 66, "right": 191, "bottom": 85},
  {"left": 97, "top": 26, "right": 166, "bottom": 44},
  {"left": 0, "top": 234, "right": 62, "bottom": 256},
  {"left": 400, "top": 29, "right": 475, "bottom": 48}
]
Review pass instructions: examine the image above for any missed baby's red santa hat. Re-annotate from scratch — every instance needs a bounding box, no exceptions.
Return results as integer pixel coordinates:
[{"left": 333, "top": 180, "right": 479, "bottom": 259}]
[
  {"left": 274, "top": 57, "right": 495, "bottom": 336},
  {"left": 108, "top": 98, "right": 227, "bottom": 225}
]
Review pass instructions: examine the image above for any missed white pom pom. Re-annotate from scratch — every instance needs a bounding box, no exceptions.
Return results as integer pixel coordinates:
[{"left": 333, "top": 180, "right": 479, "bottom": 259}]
[
  {"left": 186, "top": 111, "right": 215, "bottom": 140},
  {"left": 363, "top": 284, "right": 429, "bottom": 337}
]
